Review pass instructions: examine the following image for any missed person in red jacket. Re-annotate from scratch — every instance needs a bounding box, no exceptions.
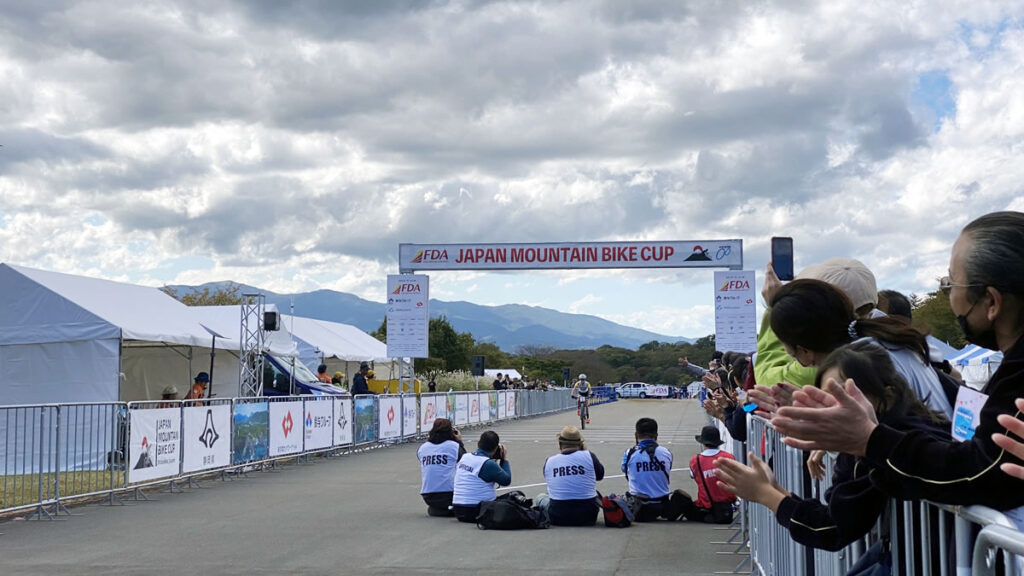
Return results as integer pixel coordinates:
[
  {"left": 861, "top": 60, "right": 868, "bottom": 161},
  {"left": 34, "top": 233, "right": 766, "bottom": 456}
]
[{"left": 669, "top": 425, "right": 737, "bottom": 523}]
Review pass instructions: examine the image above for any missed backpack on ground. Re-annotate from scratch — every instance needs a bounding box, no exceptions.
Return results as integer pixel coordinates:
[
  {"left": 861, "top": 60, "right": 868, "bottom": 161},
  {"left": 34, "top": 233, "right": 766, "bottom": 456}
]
[
  {"left": 601, "top": 493, "right": 633, "bottom": 527},
  {"left": 476, "top": 491, "right": 549, "bottom": 530}
]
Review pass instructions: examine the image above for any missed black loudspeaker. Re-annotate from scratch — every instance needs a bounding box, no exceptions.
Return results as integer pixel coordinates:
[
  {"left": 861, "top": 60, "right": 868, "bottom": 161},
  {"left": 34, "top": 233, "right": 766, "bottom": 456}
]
[
  {"left": 562, "top": 367, "right": 571, "bottom": 381},
  {"left": 263, "top": 311, "right": 280, "bottom": 331},
  {"left": 471, "top": 355, "right": 485, "bottom": 376}
]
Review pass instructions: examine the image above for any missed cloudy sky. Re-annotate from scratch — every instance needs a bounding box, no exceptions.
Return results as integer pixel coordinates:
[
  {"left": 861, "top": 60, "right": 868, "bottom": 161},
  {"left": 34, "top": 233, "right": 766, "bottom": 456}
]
[{"left": 2, "top": 1, "right": 1023, "bottom": 339}]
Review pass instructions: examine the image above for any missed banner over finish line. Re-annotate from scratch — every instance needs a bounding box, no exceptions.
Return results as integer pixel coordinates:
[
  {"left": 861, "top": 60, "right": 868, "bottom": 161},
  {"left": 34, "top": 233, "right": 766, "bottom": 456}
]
[{"left": 399, "top": 240, "right": 743, "bottom": 272}]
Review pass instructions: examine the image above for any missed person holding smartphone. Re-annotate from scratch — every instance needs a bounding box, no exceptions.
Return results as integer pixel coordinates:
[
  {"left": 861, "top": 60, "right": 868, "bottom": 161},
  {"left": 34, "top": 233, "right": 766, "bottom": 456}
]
[{"left": 417, "top": 418, "right": 466, "bottom": 517}]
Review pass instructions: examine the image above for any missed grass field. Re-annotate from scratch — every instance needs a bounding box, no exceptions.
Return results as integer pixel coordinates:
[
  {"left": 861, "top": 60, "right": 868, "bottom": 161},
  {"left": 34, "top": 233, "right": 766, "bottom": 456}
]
[{"left": 1, "top": 470, "right": 126, "bottom": 511}]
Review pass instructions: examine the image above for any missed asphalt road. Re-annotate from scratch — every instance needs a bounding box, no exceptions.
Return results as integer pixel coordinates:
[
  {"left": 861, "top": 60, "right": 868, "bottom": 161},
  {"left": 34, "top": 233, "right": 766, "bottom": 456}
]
[{"left": 0, "top": 398, "right": 749, "bottom": 576}]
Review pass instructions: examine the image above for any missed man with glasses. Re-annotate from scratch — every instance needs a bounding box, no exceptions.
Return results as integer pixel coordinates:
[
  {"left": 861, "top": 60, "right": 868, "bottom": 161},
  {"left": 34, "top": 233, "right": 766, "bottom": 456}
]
[{"left": 772, "top": 211, "right": 1024, "bottom": 513}]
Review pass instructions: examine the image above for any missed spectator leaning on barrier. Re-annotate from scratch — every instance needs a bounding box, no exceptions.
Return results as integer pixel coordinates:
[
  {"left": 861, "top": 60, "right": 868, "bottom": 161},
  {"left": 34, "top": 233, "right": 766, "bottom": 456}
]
[
  {"left": 718, "top": 341, "right": 950, "bottom": 551},
  {"left": 772, "top": 211, "right": 1024, "bottom": 513},
  {"left": 536, "top": 426, "right": 605, "bottom": 526},
  {"left": 158, "top": 385, "right": 178, "bottom": 408},
  {"left": 418, "top": 418, "right": 466, "bottom": 517},
  {"left": 451, "top": 430, "right": 511, "bottom": 523},
  {"left": 621, "top": 418, "right": 675, "bottom": 522}
]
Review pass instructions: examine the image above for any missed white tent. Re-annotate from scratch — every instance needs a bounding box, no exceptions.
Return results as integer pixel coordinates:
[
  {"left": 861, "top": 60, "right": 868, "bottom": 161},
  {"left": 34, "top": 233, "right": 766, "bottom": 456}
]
[
  {"left": 0, "top": 263, "right": 242, "bottom": 405},
  {"left": 280, "top": 314, "right": 398, "bottom": 380},
  {"left": 484, "top": 369, "right": 523, "bottom": 381},
  {"left": 948, "top": 343, "right": 1003, "bottom": 390}
]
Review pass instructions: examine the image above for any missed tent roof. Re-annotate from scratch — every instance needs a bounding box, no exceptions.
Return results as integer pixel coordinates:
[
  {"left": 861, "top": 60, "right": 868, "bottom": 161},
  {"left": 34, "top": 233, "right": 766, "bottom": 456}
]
[
  {"left": 484, "top": 369, "right": 523, "bottom": 380},
  {"left": 949, "top": 343, "right": 1004, "bottom": 366},
  {"left": 283, "top": 315, "right": 390, "bottom": 362},
  {"left": 1, "top": 263, "right": 234, "bottom": 348}
]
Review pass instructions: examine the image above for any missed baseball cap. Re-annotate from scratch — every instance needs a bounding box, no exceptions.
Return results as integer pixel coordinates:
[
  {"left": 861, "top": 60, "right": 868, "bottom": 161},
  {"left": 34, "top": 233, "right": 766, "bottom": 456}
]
[
  {"left": 194, "top": 372, "right": 210, "bottom": 383},
  {"left": 797, "top": 257, "right": 878, "bottom": 311}
]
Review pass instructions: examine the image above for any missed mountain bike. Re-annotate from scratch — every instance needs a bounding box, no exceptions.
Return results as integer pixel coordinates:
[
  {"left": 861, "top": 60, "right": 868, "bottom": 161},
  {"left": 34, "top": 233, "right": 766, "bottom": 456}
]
[{"left": 577, "top": 395, "right": 590, "bottom": 429}]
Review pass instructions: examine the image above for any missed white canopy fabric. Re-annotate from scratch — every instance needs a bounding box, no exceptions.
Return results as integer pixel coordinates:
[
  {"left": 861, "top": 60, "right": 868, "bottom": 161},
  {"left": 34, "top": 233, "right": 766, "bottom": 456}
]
[
  {"left": 483, "top": 369, "right": 523, "bottom": 381},
  {"left": 282, "top": 315, "right": 390, "bottom": 364}
]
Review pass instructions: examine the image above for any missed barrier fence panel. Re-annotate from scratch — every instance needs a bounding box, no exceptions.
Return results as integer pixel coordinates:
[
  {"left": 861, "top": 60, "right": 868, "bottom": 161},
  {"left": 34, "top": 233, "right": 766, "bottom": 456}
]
[
  {"left": 302, "top": 396, "right": 335, "bottom": 453},
  {"left": 973, "top": 524, "right": 1024, "bottom": 576},
  {"left": 333, "top": 395, "right": 353, "bottom": 447},
  {"left": 126, "top": 401, "right": 182, "bottom": 485},
  {"left": 353, "top": 395, "right": 378, "bottom": 445},
  {"left": 1, "top": 404, "right": 59, "bottom": 514},
  {"left": 56, "top": 402, "right": 126, "bottom": 505},
  {"left": 378, "top": 395, "right": 402, "bottom": 442},
  {"left": 181, "top": 398, "right": 233, "bottom": 475},
  {"left": 232, "top": 397, "right": 270, "bottom": 466}
]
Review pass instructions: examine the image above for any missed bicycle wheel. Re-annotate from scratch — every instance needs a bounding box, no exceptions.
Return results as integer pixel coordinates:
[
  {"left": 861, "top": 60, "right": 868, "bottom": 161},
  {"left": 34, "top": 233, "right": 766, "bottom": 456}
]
[{"left": 579, "top": 402, "right": 588, "bottom": 429}]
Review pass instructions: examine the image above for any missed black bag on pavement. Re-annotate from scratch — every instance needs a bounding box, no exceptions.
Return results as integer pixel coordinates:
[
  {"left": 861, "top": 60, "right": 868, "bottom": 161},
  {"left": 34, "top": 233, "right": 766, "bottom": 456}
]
[{"left": 476, "top": 491, "right": 549, "bottom": 530}]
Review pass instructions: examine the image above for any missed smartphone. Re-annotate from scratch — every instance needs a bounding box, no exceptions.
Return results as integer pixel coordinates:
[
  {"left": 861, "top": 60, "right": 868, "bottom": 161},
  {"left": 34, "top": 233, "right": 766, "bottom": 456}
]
[{"left": 771, "top": 236, "right": 794, "bottom": 281}]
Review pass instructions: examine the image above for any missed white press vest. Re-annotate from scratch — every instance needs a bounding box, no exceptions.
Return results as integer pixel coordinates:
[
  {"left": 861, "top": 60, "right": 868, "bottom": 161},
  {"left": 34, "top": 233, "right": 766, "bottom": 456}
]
[
  {"left": 543, "top": 450, "right": 597, "bottom": 501},
  {"left": 625, "top": 444, "right": 673, "bottom": 499},
  {"left": 418, "top": 440, "right": 460, "bottom": 494},
  {"left": 452, "top": 453, "right": 496, "bottom": 505}
]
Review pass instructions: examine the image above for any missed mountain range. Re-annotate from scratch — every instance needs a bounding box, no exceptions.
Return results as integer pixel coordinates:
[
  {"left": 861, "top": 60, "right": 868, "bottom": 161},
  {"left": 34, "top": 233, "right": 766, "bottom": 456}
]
[{"left": 171, "top": 282, "right": 695, "bottom": 352}]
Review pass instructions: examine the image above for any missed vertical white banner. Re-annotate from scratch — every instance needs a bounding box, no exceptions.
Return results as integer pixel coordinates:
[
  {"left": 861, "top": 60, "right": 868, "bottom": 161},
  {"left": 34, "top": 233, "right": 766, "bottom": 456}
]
[
  {"left": 303, "top": 400, "right": 334, "bottom": 452},
  {"left": 713, "top": 270, "right": 757, "bottom": 354},
  {"left": 478, "top": 392, "right": 490, "bottom": 422},
  {"left": 455, "top": 394, "right": 469, "bottom": 426},
  {"left": 505, "top": 391, "right": 517, "bottom": 418},
  {"left": 498, "top": 391, "right": 508, "bottom": 420},
  {"left": 128, "top": 408, "right": 181, "bottom": 483},
  {"left": 333, "top": 398, "right": 353, "bottom": 446},
  {"left": 402, "top": 396, "right": 418, "bottom": 438},
  {"left": 269, "top": 401, "right": 304, "bottom": 456},
  {"left": 386, "top": 274, "right": 429, "bottom": 358},
  {"left": 378, "top": 396, "right": 402, "bottom": 440},
  {"left": 420, "top": 394, "right": 438, "bottom": 428},
  {"left": 182, "top": 404, "right": 231, "bottom": 474}
]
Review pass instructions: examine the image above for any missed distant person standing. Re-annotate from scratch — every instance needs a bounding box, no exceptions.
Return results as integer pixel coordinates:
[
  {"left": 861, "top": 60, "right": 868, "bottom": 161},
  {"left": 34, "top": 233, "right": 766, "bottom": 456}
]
[
  {"left": 428, "top": 378, "right": 437, "bottom": 393},
  {"left": 317, "top": 364, "right": 331, "bottom": 383},
  {"left": 492, "top": 373, "right": 505, "bottom": 390},
  {"left": 158, "top": 385, "right": 178, "bottom": 408},
  {"left": 186, "top": 372, "right": 209, "bottom": 400},
  {"left": 351, "top": 363, "right": 374, "bottom": 395}
]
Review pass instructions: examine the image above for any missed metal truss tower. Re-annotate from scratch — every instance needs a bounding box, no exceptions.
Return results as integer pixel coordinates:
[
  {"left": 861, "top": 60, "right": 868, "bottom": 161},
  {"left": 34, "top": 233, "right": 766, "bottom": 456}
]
[{"left": 239, "top": 293, "right": 266, "bottom": 397}]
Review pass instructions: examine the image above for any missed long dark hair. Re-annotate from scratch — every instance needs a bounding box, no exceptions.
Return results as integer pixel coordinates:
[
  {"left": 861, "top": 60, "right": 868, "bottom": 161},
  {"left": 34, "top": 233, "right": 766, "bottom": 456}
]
[
  {"left": 771, "top": 279, "right": 929, "bottom": 361},
  {"left": 427, "top": 418, "right": 455, "bottom": 444},
  {"left": 814, "top": 341, "right": 945, "bottom": 424}
]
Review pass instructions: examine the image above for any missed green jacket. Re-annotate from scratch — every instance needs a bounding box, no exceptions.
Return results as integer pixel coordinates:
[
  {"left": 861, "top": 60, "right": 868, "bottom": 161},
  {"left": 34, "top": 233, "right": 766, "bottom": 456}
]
[{"left": 754, "top": 308, "right": 816, "bottom": 388}]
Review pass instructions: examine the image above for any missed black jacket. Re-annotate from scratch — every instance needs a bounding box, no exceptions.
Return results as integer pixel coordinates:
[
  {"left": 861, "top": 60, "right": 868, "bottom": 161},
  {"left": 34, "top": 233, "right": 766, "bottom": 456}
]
[
  {"left": 776, "top": 416, "right": 949, "bottom": 551},
  {"left": 863, "top": 335, "right": 1024, "bottom": 509},
  {"left": 351, "top": 373, "right": 372, "bottom": 396}
]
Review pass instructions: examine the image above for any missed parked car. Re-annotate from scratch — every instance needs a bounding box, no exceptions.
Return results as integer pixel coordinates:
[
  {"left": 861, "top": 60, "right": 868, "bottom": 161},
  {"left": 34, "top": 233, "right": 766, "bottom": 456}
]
[
  {"left": 262, "top": 354, "right": 349, "bottom": 396},
  {"left": 616, "top": 382, "right": 673, "bottom": 399}
]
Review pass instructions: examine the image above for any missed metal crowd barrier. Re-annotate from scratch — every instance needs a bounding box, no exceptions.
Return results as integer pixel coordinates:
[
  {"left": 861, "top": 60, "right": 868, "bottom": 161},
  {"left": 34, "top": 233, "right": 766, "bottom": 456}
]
[
  {"left": 743, "top": 414, "right": 1024, "bottom": 576},
  {"left": 1, "top": 389, "right": 573, "bottom": 517}
]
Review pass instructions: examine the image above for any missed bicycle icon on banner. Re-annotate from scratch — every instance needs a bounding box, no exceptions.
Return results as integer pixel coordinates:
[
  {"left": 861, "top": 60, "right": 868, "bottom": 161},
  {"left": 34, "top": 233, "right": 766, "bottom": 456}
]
[{"left": 715, "top": 245, "right": 732, "bottom": 260}]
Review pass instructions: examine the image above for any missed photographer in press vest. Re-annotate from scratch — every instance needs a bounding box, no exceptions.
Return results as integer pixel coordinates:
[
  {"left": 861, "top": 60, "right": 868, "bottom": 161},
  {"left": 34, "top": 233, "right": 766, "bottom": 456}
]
[
  {"left": 417, "top": 418, "right": 466, "bottom": 517},
  {"left": 536, "top": 426, "right": 605, "bottom": 526},
  {"left": 451, "top": 430, "right": 511, "bottom": 523},
  {"left": 621, "top": 417, "right": 674, "bottom": 521}
]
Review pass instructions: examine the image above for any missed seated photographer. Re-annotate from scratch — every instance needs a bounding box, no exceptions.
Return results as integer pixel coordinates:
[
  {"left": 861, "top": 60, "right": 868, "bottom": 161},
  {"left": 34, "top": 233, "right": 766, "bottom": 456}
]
[
  {"left": 536, "top": 426, "right": 605, "bottom": 526},
  {"left": 621, "top": 417, "right": 675, "bottom": 521},
  {"left": 451, "top": 431, "right": 511, "bottom": 523},
  {"left": 417, "top": 418, "right": 466, "bottom": 517}
]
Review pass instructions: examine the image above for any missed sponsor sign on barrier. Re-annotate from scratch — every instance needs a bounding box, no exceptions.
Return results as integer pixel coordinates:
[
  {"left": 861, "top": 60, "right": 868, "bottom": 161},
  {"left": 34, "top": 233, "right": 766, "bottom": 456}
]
[
  {"left": 182, "top": 404, "right": 231, "bottom": 474},
  {"left": 477, "top": 392, "right": 489, "bottom": 422},
  {"left": 354, "top": 398, "right": 377, "bottom": 444},
  {"left": 469, "top": 394, "right": 481, "bottom": 424},
  {"left": 303, "top": 400, "right": 334, "bottom": 451},
  {"left": 420, "top": 394, "right": 439, "bottom": 427},
  {"left": 233, "top": 402, "right": 269, "bottom": 464},
  {"left": 434, "top": 394, "right": 447, "bottom": 421},
  {"left": 129, "top": 408, "right": 181, "bottom": 483},
  {"left": 269, "top": 401, "right": 304, "bottom": 456},
  {"left": 455, "top": 394, "right": 468, "bottom": 426},
  {"left": 333, "top": 398, "right": 353, "bottom": 446},
  {"left": 498, "top": 391, "right": 508, "bottom": 419},
  {"left": 402, "top": 397, "right": 418, "bottom": 438},
  {"left": 506, "top": 391, "right": 517, "bottom": 417},
  {"left": 378, "top": 396, "right": 402, "bottom": 440},
  {"left": 488, "top": 392, "right": 499, "bottom": 420}
]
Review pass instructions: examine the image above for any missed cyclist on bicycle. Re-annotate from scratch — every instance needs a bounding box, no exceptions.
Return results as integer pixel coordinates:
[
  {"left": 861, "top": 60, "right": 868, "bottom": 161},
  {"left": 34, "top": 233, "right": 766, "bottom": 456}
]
[{"left": 571, "top": 374, "right": 593, "bottom": 424}]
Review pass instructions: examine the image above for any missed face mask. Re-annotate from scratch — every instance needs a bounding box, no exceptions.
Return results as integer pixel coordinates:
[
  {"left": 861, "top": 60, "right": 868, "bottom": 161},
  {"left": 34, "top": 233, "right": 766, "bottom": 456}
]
[{"left": 957, "top": 297, "right": 999, "bottom": 350}]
